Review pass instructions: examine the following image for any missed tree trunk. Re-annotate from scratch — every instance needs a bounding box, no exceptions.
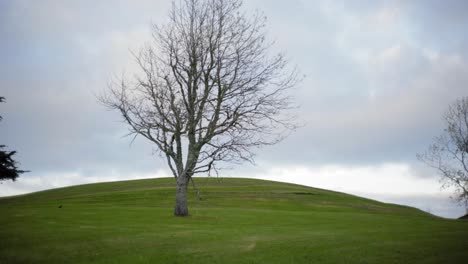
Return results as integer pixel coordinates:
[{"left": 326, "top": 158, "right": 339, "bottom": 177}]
[{"left": 174, "top": 175, "right": 189, "bottom": 217}]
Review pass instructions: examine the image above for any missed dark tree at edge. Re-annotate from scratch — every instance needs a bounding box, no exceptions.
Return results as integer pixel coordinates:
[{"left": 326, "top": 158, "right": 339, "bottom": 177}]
[{"left": 0, "top": 97, "right": 27, "bottom": 181}]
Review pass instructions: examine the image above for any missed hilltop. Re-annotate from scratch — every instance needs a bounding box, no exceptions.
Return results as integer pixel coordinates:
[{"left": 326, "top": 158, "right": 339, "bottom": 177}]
[{"left": 1, "top": 177, "right": 467, "bottom": 263}]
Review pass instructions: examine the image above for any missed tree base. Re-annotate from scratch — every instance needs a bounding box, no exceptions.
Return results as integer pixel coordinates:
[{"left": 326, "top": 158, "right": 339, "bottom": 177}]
[{"left": 174, "top": 207, "right": 189, "bottom": 217}]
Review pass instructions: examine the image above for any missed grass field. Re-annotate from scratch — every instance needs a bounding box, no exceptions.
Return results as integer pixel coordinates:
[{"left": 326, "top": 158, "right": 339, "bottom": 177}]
[{"left": 0, "top": 177, "right": 467, "bottom": 263}]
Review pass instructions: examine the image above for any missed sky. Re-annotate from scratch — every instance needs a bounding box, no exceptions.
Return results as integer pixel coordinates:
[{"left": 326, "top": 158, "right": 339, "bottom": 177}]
[{"left": 1, "top": 0, "right": 468, "bottom": 218}]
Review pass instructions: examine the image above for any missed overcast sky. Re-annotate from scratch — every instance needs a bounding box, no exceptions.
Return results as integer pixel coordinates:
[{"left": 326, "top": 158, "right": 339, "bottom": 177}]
[{"left": 1, "top": 0, "right": 467, "bottom": 218}]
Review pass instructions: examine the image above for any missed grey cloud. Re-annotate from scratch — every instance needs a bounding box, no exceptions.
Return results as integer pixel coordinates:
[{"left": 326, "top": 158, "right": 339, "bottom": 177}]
[
  {"left": 259, "top": 51, "right": 468, "bottom": 165},
  {"left": 2, "top": 1, "right": 468, "bottom": 219},
  {"left": 0, "top": 1, "right": 169, "bottom": 177},
  {"left": 250, "top": 1, "right": 468, "bottom": 166}
]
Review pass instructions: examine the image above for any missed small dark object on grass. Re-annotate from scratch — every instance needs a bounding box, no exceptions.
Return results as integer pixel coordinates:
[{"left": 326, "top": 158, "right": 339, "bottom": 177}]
[{"left": 58, "top": 205, "right": 62, "bottom": 208}]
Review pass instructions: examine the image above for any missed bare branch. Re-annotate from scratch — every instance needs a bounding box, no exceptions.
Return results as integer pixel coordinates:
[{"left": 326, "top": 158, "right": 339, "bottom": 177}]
[
  {"left": 99, "top": 0, "right": 300, "bottom": 216},
  {"left": 418, "top": 96, "right": 468, "bottom": 210}
]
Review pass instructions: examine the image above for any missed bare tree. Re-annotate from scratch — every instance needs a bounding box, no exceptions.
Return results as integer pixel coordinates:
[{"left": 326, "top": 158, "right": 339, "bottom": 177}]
[
  {"left": 418, "top": 96, "right": 468, "bottom": 211},
  {"left": 100, "top": 0, "right": 299, "bottom": 216}
]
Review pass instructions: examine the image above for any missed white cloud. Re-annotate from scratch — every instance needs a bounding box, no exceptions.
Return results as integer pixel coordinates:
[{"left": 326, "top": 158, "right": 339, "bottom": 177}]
[
  {"left": 240, "top": 163, "right": 441, "bottom": 195},
  {"left": 0, "top": 169, "right": 169, "bottom": 197},
  {"left": 1, "top": 162, "right": 465, "bottom": 218},
  {"left": 235, "top": 162, "right": 465, "bottom": 218},
  {"left": 369, "top": 5, "right": 400, "bottom": 26}
]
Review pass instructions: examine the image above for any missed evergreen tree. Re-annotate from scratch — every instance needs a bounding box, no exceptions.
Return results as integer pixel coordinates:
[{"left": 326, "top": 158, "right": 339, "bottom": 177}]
[{"left": 0, "top": 97, "right": 27, "bottom": 181}]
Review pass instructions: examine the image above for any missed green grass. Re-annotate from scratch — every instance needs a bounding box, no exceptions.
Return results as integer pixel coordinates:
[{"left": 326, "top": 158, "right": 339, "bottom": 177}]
[{"left": 0, "top": 177, "right": 467, "bottom": 263}]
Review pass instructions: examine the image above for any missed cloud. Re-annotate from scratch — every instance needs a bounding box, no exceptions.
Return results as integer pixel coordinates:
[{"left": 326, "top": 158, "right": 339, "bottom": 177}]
[
  {"left": 238, "top": 162, "right": 441, "bottom": 195},
  {"left": 0, "top": 0, "right": 164, "bottom": 176},
  {"left": 0, "top": 169, "right": 169, "bottom": 197},
  {"left": 234, "top": 162, "right": 464, "bottom": 218},
  {"left": 1, "top": 0, "right": 468, "bottom": 218},
  {"left": 4, "top": 0, "right": 467, "bottom": 173},
  {"left": 251, "top": 0, "right": 468, "bottom": 165},
  {"left": 1, "top": 162, "right": 464, "bottom": 218}
]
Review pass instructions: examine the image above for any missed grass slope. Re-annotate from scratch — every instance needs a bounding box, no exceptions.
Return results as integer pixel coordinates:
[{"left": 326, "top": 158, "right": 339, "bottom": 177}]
[{"left": 1, "top": 177, "right": 467, "bottom": 263}]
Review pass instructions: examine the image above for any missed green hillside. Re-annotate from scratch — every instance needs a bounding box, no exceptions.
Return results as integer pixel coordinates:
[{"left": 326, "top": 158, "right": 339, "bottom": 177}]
[{"left": 0, "top": 177, "right": 467, "bottom": 263}]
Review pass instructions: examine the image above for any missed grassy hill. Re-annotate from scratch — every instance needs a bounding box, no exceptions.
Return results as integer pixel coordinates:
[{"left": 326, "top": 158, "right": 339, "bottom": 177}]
[{"left": 1, "top": 177, "right": 467, "bottom": 263}]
